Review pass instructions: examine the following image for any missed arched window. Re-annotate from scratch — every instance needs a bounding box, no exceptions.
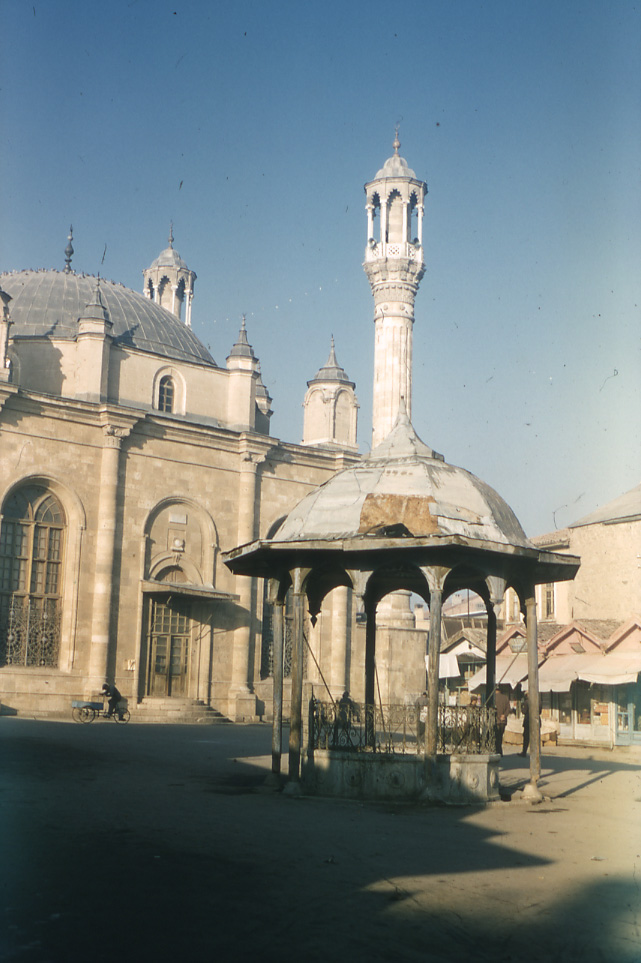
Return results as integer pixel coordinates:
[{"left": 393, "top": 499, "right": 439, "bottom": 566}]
[
  {"left": 0, "top": 485, "right": 65, "bottom": 666},
  {"left": 158, "top": 375, "right": 174, "bottom": 413}
]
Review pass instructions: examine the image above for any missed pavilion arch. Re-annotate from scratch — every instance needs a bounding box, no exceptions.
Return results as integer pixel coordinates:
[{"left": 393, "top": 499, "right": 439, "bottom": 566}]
[{"left": 0, "top": 474, "right": 87, "bottom": 672}]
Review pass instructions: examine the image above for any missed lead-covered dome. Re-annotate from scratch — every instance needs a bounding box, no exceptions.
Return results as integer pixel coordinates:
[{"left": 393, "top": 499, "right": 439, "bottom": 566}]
[
  {"left": 275, "top": 410, "right": 532, "bottom": 549},
  {"left": 148, "top": 245, "right": 190, "bottom": 271},
  {"left": 0, "top": 269, "right": 216, "bottom": 366},
  {"left": 374, "top": 153, "right": 418, "bottom": 180}
]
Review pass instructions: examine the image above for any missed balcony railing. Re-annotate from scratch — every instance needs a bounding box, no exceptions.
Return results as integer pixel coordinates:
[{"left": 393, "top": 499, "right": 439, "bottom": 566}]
[
  {"left": 309, "top": 699, "right": 497, "bottom": 755},
  {"left": 364, "top": 241, "right": 423, "bottom": 263}
]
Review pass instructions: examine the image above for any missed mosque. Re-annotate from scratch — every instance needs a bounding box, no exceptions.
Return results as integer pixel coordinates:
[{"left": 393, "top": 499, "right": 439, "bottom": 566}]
[
  {"left": 0, "top": 138, "right": 579, "bottom": 742},
  {"left": 0, "top": 216, "right": 362, "bottom": 720}
]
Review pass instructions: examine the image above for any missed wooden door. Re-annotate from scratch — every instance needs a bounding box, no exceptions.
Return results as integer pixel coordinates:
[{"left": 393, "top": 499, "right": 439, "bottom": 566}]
[{"left": 147, "top": 598, "right": 190, "bottom": 697}]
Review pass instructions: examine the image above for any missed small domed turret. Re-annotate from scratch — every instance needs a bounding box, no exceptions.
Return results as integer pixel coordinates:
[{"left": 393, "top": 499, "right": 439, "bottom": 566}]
[
  {"left": 302, "top": 337, "right": 358, "bottom": 450},
  {"left": 143, "top": 224, "right": 196, "bottom": 326}
]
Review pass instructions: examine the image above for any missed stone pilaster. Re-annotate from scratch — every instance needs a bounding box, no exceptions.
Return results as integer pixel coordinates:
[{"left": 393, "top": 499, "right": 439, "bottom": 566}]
[{"left": 86, "top": 423, "right": 132, "bottom": 693}]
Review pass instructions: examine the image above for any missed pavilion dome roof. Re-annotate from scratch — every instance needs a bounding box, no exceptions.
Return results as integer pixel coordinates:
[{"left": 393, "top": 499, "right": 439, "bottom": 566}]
[
  {"left": 148, "top": 245, "right": 190, "bottom": 271},
  {"left": 374, "top": 152, "right": 418, "bottom": 180},
  {"left": 0, "top": 269, "right": 216, "bottom": 367},
  {"left": 274, "top": 409, "right": 532, "bottom": 548}
]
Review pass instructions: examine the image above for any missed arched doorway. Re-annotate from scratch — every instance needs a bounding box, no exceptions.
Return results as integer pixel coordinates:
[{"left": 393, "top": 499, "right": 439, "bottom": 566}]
[{"left": 146, "top": 567, "right": 191, "bottom": 698}]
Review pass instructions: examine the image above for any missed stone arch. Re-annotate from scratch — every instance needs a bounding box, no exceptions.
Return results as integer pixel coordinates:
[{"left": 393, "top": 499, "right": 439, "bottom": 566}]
[
  {"left": 303, "top": 386, "right": 328, "bottom": 443},
  {"left": 143, "top": 496, "right": 218, "bottom": 587},
  {"left": 385, "top": 189, "right": 404, "bottom": 243},
  {"left": 152, "top": 365, "right": 186, "bottom": 415},
  {"left": 334, "top": 388, "right": 355, "bottom": 447},
  {"left": 157, "top": 275, "right": 172, "bottom": 312}
]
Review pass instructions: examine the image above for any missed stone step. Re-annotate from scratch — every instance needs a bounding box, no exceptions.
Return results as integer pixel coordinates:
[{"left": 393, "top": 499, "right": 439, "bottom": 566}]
[
  {"left": 132, "top": 698, "right": 231, "bottom": 725},
  {"left": 130, "top": 713, "right": 231, "bottom": 725}
]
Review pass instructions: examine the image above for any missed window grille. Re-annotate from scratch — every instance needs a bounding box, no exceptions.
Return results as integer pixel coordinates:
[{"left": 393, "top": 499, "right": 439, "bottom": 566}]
[{"left": 0, "top": 486, "right": 64, "bottom": 666}]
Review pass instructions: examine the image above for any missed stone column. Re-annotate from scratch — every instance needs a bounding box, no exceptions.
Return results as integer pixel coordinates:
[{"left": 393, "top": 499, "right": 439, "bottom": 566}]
[
  {"left": 271, "top": 599, "right": 284, "bottom": 778},
  {"left": 366, "top": 205, "right": 374, "bottom": 241},
  {"left": 364, "top": 594, "right": 377, "bottom": 747},
  {"left": 330, "top": 586, "right": 349, "bottom": 693},
  {"left": 87, "top": 424, "right": 129, "bottom": 692},
  {"left": 486, "top": 606, "right": 497, "bottom": 708},
  {"left": 524, "top": 591, "right": 542, "bottom": 799},
  {"left": 425, "top": 586, "right": 443, "bottom": 758},
  {"left": 288, "top": 577, "right": 306, "bottom": 786},
  {"left": 229, "top": 450, "right": 262, "bottom": 719}
]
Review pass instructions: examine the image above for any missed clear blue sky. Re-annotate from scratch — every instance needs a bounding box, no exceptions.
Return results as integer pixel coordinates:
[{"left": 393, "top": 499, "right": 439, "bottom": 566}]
[{"left": 1, "top": 0, "right": 640, "bottom": 537}]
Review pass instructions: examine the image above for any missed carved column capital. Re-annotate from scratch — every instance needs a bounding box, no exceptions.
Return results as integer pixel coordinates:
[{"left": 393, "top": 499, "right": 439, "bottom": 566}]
[{"left": 102, "top": 424, "right": 130, "bottom": 449}]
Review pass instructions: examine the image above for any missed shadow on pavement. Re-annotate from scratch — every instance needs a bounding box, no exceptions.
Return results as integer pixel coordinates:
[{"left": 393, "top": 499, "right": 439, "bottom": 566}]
[{"left": 0, "top": 721, "right": 638, "bottom": 962}]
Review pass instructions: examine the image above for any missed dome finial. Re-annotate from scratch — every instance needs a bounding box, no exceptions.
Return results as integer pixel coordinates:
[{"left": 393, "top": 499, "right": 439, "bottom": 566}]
[
  {"left": 168, "top": 221, "right": 174, "bottom": 248},
  {"left": 393, "top": 124, "right": 401, "bottom": 155},
  {"left": 64, "top": 225, "right": 74, "bottom": 274},
  {"left": 328, "top": 334, "right": 337, "bottom": 364}
]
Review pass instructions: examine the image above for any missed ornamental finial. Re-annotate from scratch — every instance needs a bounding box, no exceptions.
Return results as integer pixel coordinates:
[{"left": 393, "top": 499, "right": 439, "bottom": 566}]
[
  {"left": 393, "top": 125, "right": 400, "bottom": 155},
  {"left": 64, "top": 225, "right": 74, "bottom": 274},
  {"left": 168, "top": 221, "right": 174, "bottom": 248}
]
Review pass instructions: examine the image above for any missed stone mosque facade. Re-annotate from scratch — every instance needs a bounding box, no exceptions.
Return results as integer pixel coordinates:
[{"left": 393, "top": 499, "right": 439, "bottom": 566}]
[{"left": 0, "top": 140, "right": 436, "bottom": 721}]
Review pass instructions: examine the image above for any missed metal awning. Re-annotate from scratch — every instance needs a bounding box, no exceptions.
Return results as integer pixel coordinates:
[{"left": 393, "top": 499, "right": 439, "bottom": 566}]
[
  {"left": 141, "top": 580, "right": 239, "bottom": 602},
  {"left": 425, "top": 652, "right": 460, "bottom": 679},
  {"left": 577, "top": 653, "right": 641, "bottom": 686},
  {"left": 537, "top": 654, "right": 583, "bottom": 692},
  {"left": 468, "top": 654, "right": 529, "bottom": 691}
]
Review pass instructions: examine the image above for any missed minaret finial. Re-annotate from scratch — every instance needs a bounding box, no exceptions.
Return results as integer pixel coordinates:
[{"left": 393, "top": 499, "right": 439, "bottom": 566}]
[
  {"left": 168, "top": 221, "right": 174, "bottom": 248},
  {"left": 241, "top": 313, "right": 247, "bottom": 330},
  {"left": 393, "top": 125, "right": 401, "bottom": 155},
  {"left": 64, "top": 225, "right": 74, "bottom": 274}
]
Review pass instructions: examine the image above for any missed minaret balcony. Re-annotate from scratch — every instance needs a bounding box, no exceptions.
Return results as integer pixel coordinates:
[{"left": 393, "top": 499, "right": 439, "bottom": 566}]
[{"left": 364, "top": 241, "right": 423, "bottom": 263}]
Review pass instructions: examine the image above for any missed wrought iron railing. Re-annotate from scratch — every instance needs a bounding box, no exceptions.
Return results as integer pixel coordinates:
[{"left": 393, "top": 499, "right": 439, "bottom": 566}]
[
  {"left": 0, "top": 595, "right": 61, "bottom": 667},
  {"left": 309, "top": 699, "right": 497, "bottom": 755}
]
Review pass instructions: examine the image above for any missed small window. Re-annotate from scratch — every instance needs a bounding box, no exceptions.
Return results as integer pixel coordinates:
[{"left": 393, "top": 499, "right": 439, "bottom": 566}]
[{"left": 158, "top": 376, "right": 174, "bottom": 413}]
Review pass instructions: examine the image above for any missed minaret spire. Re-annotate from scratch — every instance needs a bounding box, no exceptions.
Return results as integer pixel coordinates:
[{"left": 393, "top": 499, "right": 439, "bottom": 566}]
[{"left": 363, "top": 139, "right": 427, "bottom": 446}]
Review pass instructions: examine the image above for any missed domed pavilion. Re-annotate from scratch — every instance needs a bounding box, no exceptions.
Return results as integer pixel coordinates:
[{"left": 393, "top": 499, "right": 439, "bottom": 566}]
[{"left": 225, "top": 137, "right": 580, "bottom": 803}]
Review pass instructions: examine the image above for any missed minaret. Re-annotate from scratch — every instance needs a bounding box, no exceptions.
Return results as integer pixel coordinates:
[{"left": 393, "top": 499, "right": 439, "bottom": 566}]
[
  {"left": 143, "top": 224, "right": 196, "bottom": 326},
  {"left": 363, "top": 133, "right": 427, "bottom": 447},
  {"left": 302, "top": 336, "right": 358, "bottom": 449}
]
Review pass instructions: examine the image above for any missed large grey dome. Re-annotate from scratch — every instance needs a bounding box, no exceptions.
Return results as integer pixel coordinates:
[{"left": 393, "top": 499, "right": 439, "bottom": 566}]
[
  {"left": 275, "top": 411, "right": 532, "bottom": 549},
  {"left": 0, "top": 270, "right": 216, "bottom": 367}
]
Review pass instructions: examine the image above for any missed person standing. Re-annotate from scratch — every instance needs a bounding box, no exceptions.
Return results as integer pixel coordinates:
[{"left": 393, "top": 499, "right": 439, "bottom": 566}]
[
  {"left": 494, "top": 686, "right": 511, "bottom": 755},
  {"left": 519, "top": 694, "right": 533, "bottom": 757}
]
